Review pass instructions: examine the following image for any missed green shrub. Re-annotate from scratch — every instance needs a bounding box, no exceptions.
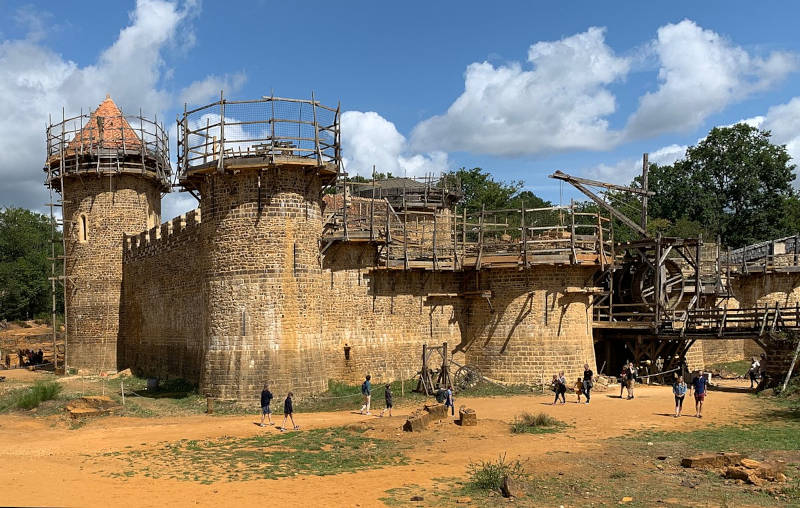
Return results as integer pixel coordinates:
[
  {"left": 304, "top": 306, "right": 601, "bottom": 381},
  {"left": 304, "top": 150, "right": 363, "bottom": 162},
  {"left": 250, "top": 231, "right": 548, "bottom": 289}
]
[
  {"left": 0, "top": 380, "right": 62, "bottom": 411},
  {"left": 467, "top": 453, "right": 526, "bottom": 491},
  {"left": 510, "top": 411, "right": 563, "bottom": 434}
]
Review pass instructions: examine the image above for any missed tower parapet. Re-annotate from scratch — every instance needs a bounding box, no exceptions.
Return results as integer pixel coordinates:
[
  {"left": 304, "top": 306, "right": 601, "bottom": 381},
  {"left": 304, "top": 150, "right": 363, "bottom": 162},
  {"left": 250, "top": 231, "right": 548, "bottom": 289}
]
[
  {"left": 45, "top": 96, "right": 170, "bottom": 372},
  {"left": 45, "top": 95, "right": 170, "bottom": 192}
]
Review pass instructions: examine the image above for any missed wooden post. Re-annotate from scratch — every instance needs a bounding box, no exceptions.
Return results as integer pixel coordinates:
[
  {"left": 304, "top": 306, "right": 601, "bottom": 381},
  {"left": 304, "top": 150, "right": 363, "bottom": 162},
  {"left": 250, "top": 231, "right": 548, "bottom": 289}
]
[
  {"left": 477, "top": 205, "right": 485, "bottom": 270},
  {"left": 695, "top": 235, "right": 702, "bottom": 312},
  {"left": 385, "top": 200, "right": 390, "bottom": 268},
  {"left": 311, "top": 91, "right": 322, "bottom": 164},
  {"left": 217, "top": 90, "right": 225, "bottom": 173},
  {"left": 521, "top": 201, "right": 527, "bottom": 269},
  {"left": 641, "top": 153, "right": 649, "bottom": 231},
  {"left": 570, "top": 199, "right": 576, "bottom": 264},
  {"left": 654, "top": 233, "right": 662, "bottom": 326},
  {"left": 433, "top": 210, "right": 438, "bottom": 271},
  {"left": 597, "top": 210, "right": 604, "bottom": 270},
  {"left": 794, "top": 234, "right": 799, "bottom": 266},
  {"left": 462, "top": 207, "right": 467, "bottom": 266},
  {"left": 370, "top": 165, "right": 376, "bottom": 241},
  {"left": 403, "top": 194, "right": 408, "bottom": 270}
]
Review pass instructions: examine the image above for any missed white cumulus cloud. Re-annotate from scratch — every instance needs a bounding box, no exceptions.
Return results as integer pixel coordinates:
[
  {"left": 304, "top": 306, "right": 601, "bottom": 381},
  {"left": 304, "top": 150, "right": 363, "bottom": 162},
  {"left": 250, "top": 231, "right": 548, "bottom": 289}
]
[
  {"left": 761, "top": 98, "right": 800, "bottom": 165},
  {"left": 0, "top": 0, "right": 231, "bottom": 215},
  {"left": 341, "top": 111, "right": 448, "bottom": 177},
  {"left": 409, "top": 27, "right": 630, "bottom": 157},
  {"left": 626, "top": 20, "right": 797, "bottom": 137},
  {"left": 587, "top": 144, "right": 687, "bottom": 184}
]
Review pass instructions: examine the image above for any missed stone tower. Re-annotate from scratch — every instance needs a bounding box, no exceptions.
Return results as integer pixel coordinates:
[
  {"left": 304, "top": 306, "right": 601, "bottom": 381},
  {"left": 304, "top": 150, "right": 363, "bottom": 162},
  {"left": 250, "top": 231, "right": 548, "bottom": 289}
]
[
  {"left": 178, "top": 94, "right": 339, "bottom": 399},
  {"left": 44, "top": 96, "right": 171, "bottom": 372}
]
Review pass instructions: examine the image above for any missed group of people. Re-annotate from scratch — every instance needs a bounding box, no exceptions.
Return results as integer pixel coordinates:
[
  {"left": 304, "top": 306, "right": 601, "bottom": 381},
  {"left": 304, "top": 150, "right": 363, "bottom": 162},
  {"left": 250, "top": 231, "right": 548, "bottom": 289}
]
[
  {"left": 358, "top": 374, "right": 398, "bottom": 417},
  {"left": 551, "top": 363, "right": 595, "bottom": 405},
  {"left": 258, "top": 385, "right": 298, "bottom": 432},
  {"left": 672, "top": 372, "right": 709, "bottom": 418},
  {"left": 17, "top": 348, "right": 44, "bottom": 367}
]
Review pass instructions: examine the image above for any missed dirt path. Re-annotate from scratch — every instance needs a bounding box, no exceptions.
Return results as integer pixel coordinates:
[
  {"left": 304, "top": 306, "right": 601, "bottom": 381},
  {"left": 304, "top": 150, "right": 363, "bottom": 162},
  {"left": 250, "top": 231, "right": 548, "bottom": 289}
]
[{"left": 0, "top": 380, "right": 762, "bottom": 507}]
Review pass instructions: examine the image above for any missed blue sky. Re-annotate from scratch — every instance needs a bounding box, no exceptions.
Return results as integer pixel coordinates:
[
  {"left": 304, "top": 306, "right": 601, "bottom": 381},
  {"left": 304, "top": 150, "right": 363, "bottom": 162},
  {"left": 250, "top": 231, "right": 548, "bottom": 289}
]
[{"left": 2, "top": 0, "right": 800, "bottom": 220}]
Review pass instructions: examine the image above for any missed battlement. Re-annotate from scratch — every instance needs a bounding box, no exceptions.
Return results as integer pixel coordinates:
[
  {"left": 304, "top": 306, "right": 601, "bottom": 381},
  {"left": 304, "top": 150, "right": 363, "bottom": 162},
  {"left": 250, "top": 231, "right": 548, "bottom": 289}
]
[{"left": 124, "top": 209, "right": 202, "bottom": 260}]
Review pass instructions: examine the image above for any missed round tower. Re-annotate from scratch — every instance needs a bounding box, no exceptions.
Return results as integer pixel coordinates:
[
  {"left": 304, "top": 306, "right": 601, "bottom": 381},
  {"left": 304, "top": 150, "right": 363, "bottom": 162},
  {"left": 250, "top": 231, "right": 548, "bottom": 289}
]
[
  {"left": 44, "top": 96, "right": 171, "bottom": 372},
  {"left": 178, "top": 93, "right": 339, "bottom": 399}
]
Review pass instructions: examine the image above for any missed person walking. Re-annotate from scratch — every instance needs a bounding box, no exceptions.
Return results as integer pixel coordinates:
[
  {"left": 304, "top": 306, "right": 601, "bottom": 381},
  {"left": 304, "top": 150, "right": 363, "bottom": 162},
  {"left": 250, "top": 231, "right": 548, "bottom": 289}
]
[
  {"left": 582, "top": 363, "right": 594, "bottom": 404},
  {"left": 360, "top": 374, "right": 372, "bottom": 415},
  {"left": 574, "top": 377, "right": 584, "bottom": 404},
  {"left": 673, "top": 375, "right": 687, "bottom": 417},
  {"left": 690, "top": 371, "right": 708, "bottom": 418},
  {"left": 259, "top": 383, "right": 274, "bottom": 427},
  {"left": 628, "top": 362, "right": 638, "bottom": 399},
  {"left": 618, "top": 364, "right": 628, "bottom": 399},
  {"left": 279, "top": 392, "right": 299, "bottom": 431},
  {"left": 444, "top": 385, "right": 455, "bottom": 416},
  {"left": 552, "top": 372, "right": 567, "bottom": 405},
  {"left": 748, "top": 357, "right": 760, "bottom": 389},
  {"left": 380, "top": 383, "right": 393, "bottom": 417}
]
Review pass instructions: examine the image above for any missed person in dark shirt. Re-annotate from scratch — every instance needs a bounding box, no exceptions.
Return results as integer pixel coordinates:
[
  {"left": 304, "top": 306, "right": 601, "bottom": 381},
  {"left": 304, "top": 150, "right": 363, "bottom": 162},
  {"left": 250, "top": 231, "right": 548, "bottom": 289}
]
[
  {"left": 444, "top": 385, "right": 455, "bottom": 416},
  {"left": 360, "top": 374, "right": 372, "bottom": 415},
  {"left": 280, "top": 392, "right": 299, "bottom": 431},
  {"left": 690, "top": 372, "right": 708, "bottom": 418},
  {"left": 259, "top": 383, "right": 274, "bottom": 427},
  {"left": 380, "top": 383, "right": 393, "bottom": 417},
  {"left": 582, "top": 363, "right": 594, "bottom": 404}
]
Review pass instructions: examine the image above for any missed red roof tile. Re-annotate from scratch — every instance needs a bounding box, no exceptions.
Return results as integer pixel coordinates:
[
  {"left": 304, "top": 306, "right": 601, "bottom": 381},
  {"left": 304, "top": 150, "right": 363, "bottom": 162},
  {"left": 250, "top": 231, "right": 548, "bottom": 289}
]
[{"left": 67, "top": 95, "right": 142, "bottom": 151}]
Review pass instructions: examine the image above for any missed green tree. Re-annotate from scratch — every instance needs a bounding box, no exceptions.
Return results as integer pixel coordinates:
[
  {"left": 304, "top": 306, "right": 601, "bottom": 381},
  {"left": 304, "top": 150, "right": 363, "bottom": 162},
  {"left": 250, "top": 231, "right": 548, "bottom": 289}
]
[
  {"left": 448, "top": 167, "right": 525, "bottom": 211},
  {"left": 0, "top": 208, "right": 62, "bottom": 321},
  {"left": 647, "top": 124, "right": 798, "bottom": 248}
]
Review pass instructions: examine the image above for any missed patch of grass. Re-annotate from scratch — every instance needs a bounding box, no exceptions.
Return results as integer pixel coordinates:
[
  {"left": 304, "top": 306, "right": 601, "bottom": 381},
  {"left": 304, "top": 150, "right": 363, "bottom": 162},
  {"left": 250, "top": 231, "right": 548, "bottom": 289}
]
[
  {"left": 510, "top": 411, "right": 564, "bottom": 434},
  {"left": 0, "top": 380, "right": 62, "bottom": 411},
  {"left": 467, "top": 453, "right": 526, "bottom": 491},
  {"left": 708, "top": 360, "right": 751, "bottom": 377},
  {"left": 96, "top": 426, "right": 407, "bottom": 482},
  {"left": 633, "top": 422, "right": 800, "bottom": 453}
]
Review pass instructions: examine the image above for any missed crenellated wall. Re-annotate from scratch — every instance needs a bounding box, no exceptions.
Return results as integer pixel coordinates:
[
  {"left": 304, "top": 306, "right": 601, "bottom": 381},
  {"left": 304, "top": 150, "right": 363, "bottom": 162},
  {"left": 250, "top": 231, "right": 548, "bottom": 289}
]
[{"left": 119, "top": 209, "right": 205, "bottom": 382}]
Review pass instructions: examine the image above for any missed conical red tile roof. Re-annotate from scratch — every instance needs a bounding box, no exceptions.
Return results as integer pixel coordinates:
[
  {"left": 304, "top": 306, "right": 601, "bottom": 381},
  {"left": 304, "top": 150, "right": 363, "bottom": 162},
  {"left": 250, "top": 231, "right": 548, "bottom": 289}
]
[{"left": 67, "top": 95, "right": 142, "bottom": 151}]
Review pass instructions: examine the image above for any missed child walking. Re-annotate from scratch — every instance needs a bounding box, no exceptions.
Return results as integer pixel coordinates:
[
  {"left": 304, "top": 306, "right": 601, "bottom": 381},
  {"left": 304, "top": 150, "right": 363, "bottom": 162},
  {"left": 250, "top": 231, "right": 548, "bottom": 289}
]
[
  {"left": 280, "top": 392, "right": 299, "bottom": 432},
  {"left": 673, "top": 375, "right": 687, "bottom": 417},
  {"left": 259, "top": 383, "right": 274, "bottom": 427},
  {"left": 574, "top": 377, "right": 584, "bottom": 404},
  {"left": 380, "top": 383, "right": 393, "bottom": 417}
]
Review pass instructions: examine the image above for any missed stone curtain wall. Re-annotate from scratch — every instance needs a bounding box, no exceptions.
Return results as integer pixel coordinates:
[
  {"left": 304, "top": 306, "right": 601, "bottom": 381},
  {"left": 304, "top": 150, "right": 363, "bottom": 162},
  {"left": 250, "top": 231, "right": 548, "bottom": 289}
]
[
  {"left": 63, "top": 174, "right": 160, "bottom": 372},
  {"left": 119, "top": 210, "right": 205, "bottom": 382},
  {"left": 463, "top": 266, "right": 598, "bottom": 385},
  {"left": 320, "top": 243, "right": 465, "bottom": 385}
]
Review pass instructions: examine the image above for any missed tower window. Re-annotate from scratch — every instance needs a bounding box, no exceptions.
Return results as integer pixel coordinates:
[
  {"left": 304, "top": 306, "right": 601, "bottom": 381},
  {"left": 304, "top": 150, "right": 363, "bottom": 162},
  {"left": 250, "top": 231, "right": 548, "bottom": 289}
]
[{"left": 78, "top": 214, "right": 89, "bottom": 243}]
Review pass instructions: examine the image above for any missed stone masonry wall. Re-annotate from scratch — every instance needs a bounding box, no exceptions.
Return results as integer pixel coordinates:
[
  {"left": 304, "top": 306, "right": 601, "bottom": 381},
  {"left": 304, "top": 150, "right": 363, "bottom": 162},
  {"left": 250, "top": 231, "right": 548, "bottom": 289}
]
[
  {"left": 119, "top": 210, "right": 204, "bottom": 382},
  {"left": 63, "top": 173, "right": 161, "bottom": 372},
  {"left": 198, "top": 168, "right": 327, "bottom": 400},
  {"left": 320, "top": 243, "right": 465, "bottom": 385},
  {"left": 463, "top": 266, "right": 597, "bottom": 385}
]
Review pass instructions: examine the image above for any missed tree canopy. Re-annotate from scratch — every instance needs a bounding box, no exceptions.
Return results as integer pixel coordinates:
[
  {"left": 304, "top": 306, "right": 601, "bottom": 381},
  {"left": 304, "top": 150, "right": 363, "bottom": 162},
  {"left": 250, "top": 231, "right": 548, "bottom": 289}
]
[
  {"left": 0, "top": 207, "right": 62, "bottom": 321},
  {"left": 646, "top": 124, "right": 798, "bottom": 248},
  {"left": 447, "top": 167, "right": 551, "bottom": 211}
]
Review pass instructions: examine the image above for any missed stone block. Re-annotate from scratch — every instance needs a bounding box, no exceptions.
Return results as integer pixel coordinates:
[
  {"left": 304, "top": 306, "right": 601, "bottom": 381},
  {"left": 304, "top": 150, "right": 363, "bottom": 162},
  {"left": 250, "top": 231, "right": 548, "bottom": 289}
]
[
  {"left": 681, "top": 452, "right": 743, "bottom": 468},
  {"left": 458, "top": 407, "right": 477, "bottom": 426}
]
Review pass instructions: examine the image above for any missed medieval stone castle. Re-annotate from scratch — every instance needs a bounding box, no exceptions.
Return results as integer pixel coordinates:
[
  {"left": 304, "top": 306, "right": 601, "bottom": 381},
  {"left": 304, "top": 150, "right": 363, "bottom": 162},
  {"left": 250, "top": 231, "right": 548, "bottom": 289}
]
[{"left": 44, "top": 94, "right": 800, "bottom": 400}]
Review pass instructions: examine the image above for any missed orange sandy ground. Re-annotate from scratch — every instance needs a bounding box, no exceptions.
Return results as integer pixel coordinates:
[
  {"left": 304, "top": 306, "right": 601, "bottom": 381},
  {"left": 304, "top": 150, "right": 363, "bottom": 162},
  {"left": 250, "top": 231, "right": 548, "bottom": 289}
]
[{"left": 0, "top": 371, "right": 761, "bottom": 508}]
